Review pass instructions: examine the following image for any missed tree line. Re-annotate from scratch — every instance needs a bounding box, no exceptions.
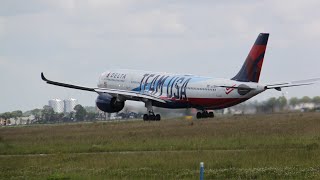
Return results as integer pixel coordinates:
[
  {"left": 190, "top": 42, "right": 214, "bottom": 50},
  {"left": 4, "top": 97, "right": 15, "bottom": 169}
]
[
  {"left": 0, "top": 110, "right": 23, "bottom": 124},
  {"left": 1, "top": 96, "right": 320, "bottom": 124},
  {"left": 235, "top": 96, "right": 320, "bottom": 114},
  {"left": 0, "top": 104, "right": 102, "bottom": 124}
]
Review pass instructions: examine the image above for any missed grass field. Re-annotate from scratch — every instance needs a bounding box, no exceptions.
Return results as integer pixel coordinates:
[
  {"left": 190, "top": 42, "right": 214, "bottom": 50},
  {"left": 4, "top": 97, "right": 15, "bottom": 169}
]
[{"left": 1, "top": 113, "right": 320, "bottom": 179}]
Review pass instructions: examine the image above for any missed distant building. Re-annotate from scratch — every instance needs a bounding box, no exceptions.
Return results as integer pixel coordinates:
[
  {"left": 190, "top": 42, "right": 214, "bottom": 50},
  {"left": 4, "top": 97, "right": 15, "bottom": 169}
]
[
  {"left": 64, "top": 98, "right": 78, "bottom": 113},
  {"left": 49, "top": 99, "right": 64, "bottom": 113},
  {"left": 0, "top": 118, "right": 5, "bottom": 125},
  {"left": 290, "top": 103, "right": 316, "bottom": 112}
]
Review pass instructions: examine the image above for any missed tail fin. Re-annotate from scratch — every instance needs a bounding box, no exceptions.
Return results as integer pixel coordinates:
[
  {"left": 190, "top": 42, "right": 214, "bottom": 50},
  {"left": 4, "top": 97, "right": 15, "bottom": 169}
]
[{"left": 232, "top": 33, "right": 269, "bottom": 83}]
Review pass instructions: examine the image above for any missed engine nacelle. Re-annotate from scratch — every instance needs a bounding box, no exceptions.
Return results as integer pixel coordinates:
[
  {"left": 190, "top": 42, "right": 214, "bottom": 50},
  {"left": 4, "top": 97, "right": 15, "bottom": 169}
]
[{"left": 96, "top": 94, "right": 125, "bottom": 113}]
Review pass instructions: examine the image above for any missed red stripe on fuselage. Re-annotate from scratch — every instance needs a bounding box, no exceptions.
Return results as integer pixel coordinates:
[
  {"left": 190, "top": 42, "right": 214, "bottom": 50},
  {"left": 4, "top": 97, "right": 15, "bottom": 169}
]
[
  {"left": 188, "top": 98, "right": 248, "bottom": 109},
  {"left": 160, "top": 97, "right": 249, "bottom": 110}
]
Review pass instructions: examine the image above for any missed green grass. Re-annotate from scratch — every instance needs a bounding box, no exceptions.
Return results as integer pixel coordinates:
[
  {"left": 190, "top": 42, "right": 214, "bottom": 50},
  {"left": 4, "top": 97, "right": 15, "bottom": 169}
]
[{"left": 1, "top": 113, "right": 320, "bottom": 179}]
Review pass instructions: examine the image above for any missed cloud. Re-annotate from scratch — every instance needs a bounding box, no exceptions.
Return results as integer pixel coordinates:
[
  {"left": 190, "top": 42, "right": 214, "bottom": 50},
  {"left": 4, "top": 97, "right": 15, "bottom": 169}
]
[
  {"left": 0, "top": 56, "right": 8, "bottom": 66},
  {"left": 0, "top": 17, "right": 6, "bottom": 39},
  {"left": 1, "top": 1, "right": 320, "bottom": 112}
]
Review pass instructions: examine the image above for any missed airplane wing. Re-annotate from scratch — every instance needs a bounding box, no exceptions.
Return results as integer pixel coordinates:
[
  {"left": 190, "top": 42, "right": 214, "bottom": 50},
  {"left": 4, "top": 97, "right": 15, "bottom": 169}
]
[
  {"left": 266, "top": 78, "right": 320, "bottom": 91},
  {"left": 94, "top": 88, "right": 166, "bottom": 103},
  {"left": 41, "top": 72, "right": 166, "bottom": 103}
]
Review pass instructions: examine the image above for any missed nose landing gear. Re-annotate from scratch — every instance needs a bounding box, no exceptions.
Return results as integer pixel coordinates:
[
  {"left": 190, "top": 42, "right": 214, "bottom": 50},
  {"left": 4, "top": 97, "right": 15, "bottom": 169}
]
[{"left": 196, "top": 111, "right": 214, "bottom": 119}]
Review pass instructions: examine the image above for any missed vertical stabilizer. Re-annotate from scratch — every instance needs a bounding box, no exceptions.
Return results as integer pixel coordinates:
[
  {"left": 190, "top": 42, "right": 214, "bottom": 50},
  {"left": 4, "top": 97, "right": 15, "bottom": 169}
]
[{"left": 232, "top": 33, "right": 269, "bottom": 82}]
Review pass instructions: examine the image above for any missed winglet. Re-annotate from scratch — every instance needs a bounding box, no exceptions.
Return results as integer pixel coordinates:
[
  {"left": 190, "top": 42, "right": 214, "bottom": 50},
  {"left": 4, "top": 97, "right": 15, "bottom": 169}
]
[
  {"left": 40, "top": 72, "right": 95, "bottom": 92},
  {"left": 41, "top": 72, "right": 48, "bottom": 81}
]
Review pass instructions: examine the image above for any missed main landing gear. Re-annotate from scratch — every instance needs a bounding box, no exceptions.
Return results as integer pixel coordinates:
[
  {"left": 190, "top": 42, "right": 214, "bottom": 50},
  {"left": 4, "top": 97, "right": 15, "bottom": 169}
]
[
  {"left": 143, "top": 112, "right": 161, "bottom": 121},
  {"left": 143, "top": 100, "right": 161, "bottom": 121},
  {"left": 196, "top": 111, "right": 214, "bottom": 119}
]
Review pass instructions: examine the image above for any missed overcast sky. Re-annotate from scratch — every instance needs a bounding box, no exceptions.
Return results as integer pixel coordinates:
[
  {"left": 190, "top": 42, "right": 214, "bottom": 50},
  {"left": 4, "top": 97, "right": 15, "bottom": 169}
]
[{"left": 1, "top": 0, "right": 320, "bottom": 112}]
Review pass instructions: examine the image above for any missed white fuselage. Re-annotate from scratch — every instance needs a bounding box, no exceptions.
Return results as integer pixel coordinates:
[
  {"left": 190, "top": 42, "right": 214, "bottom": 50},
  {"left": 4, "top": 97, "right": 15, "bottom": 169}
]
[{"left": 97, "top": 69, "right": 266, "bottom": 110}]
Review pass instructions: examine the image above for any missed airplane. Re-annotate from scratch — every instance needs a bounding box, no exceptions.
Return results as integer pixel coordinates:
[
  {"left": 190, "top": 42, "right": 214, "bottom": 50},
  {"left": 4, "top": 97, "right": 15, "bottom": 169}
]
[{"left": 41, "top": 33, "right": 319, "bottom": 121}]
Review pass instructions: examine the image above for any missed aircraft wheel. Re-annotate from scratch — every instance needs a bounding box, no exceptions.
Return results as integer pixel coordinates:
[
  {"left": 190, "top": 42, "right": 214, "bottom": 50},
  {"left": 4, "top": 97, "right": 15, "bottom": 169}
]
[
  {"left": 149, "top": 115, "right": 155, "bottom": 121},
  {"left": 143, "top": 114, "right": 149, "bottom": 121},
  {"left": 196, "top": 112, "right": 202, "bottom": 119},
  {"left": 209, "top": 112, "right": 214, "bottom": 118},
  {"left": 156, "top": 114, "right": 161, "bottom": 121},
  {"left": 202, "top": 111, "right": 208, "bottom": 118}
]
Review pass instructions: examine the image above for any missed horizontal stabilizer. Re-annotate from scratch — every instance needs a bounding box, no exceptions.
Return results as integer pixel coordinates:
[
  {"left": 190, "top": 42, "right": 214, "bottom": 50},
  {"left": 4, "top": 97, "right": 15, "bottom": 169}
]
[{"left": 266, "top": 77, "right": 320, "bottom": 91}]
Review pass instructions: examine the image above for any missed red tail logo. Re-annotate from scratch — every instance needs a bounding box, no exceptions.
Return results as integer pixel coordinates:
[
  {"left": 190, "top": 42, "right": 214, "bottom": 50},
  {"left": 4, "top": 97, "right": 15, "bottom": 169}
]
[{"left": 231, "top": 33, "right": 269, "bottom": 83}]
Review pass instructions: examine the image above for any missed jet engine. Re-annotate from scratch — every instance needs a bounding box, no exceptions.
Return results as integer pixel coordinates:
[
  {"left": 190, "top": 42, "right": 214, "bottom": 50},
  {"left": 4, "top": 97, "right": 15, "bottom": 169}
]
[{"left": 96, "top": 93, "right": 125, "bottom": 113}]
